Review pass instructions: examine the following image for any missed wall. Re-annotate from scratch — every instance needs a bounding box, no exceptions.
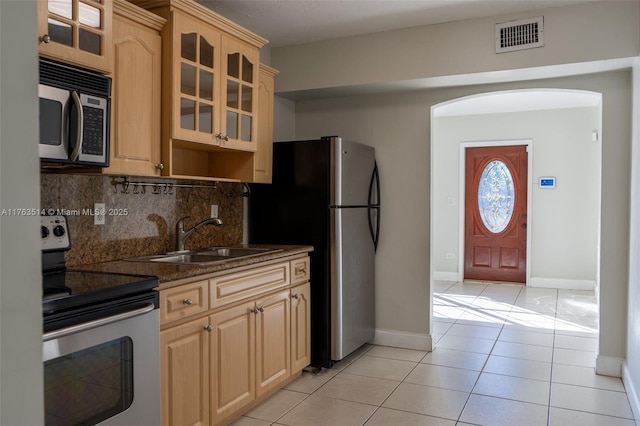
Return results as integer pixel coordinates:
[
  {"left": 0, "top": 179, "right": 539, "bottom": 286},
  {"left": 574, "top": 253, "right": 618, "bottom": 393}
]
[
  {"left": 272, "top": 1, "right": 639, "bottom": 94},
  {"left": 295, "top": 71, "right": 631, "bottom": 360},
  {"left": 0, "top": 1, "right": 44, "bottom": 424},
  {"left": 432, "top": 105, "right": 601, "bottom": 288},
  {"left": 41, "top": 174, "right": 244, "bottom": 266},
  {"left": 625, "top": 60, "right": 640, "bottom": 418}
]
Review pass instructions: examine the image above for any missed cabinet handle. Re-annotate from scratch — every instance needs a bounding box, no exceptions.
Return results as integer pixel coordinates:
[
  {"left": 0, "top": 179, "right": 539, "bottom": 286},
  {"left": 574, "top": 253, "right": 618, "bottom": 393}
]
[
  {"left": 296, "top": 267, "right": 307, "bottom": 275},
  {"left": 183, "top": 298, "right": 193, "bottom": 305},
  {"left": 250, "top": 308, "right": 258, "bottom": 314},
  {"left": 155, "top": 163, "right": 164, "bottom": 170},
  {"left": 257, "top": 306, "right": 264, "bottom": 313},
  {"left": 291, "top": 294, "right": 299, "bottom": 299},
  {"left": 40, "top": 34, "right": 51, "bottom": 44},
  {"left": 223, "top": 135, "right": 229, "bottom": 141},
  {"left": 204, "top": 325, "right": 212, "bottom": 332}
]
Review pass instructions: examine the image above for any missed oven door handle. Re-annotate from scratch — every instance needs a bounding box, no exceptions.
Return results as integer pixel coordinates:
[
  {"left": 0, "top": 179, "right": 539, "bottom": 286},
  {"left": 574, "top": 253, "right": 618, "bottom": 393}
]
[{"left": 43, "top": 303, "right": 155, "bottom": 342}]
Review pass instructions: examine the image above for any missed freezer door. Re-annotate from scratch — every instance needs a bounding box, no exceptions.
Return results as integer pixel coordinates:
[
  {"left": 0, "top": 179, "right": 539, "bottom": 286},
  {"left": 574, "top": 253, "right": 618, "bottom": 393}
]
[
  {"left": 331, "top": 206, "right": 375, "bottom": 360},
  {"left": 331, "top": 137, "right": 376, "bottom": 207}
]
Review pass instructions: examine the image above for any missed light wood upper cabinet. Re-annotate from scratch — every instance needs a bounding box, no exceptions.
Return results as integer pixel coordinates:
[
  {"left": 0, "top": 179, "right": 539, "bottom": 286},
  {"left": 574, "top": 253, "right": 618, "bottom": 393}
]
[
  {"left": 171, "top": 11, "right": 222, "bottom": 145},
  {"left": 108, "top": 0, "right": 164, "bottom": 176},
  {"left": 129, "top": 0, "right": 267, "bottom": 182},
  {"left": 220, "top": 35, "right": 259, "bottom": 152},
  {"left": 38, "top": 0, "right": 113, "bottom": 73},
  {"left": 254, "top": 64, "right": 279, "bottom": 183}
]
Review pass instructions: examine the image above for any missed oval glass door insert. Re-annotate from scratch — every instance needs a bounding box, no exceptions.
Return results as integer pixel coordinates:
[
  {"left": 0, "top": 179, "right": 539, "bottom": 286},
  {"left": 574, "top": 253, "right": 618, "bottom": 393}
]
[{"left": 478, "top": 160, "right": 515, "bottom": 233}]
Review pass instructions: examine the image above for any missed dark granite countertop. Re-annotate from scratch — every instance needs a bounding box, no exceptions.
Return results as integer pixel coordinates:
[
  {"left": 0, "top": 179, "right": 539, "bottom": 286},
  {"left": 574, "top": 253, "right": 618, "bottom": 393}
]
[{"left": 71, "top": 244, "right": 313, "bottom": 286}]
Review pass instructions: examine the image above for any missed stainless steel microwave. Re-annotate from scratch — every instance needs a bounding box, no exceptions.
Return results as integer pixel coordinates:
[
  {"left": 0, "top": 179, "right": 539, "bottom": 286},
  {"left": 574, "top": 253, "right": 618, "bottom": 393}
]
[{"left": 39, "top": 58, "right": 111, "bottom": 167}]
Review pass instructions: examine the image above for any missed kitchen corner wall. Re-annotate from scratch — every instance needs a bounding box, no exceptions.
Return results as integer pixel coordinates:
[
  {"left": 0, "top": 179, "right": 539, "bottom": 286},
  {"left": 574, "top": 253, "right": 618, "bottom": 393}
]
[{"left": 41, "top": 173, "right": 244, "bottom": 266}]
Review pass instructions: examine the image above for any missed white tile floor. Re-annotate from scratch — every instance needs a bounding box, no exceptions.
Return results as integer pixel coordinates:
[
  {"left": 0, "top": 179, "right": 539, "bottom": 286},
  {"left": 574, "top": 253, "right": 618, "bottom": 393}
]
[{"left": 231, "top": 281, "right": 637, "bottom": 426}]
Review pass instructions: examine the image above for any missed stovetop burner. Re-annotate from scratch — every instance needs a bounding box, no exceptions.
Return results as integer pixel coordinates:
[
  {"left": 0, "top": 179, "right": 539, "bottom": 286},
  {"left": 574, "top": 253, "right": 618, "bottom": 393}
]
[{"left": 41, "top": 215, "right": 159, "bottom": 318}]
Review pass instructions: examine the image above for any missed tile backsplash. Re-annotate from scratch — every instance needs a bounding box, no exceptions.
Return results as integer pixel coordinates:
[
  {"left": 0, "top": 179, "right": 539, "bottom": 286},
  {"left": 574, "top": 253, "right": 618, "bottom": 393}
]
[{"left": 41, "top": 173, "right": 245, "bottom": 266}]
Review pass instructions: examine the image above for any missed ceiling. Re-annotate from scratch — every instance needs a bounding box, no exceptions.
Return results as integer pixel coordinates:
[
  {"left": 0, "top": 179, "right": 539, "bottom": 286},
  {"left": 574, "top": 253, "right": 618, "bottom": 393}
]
[{"left": 198, "top": 0, "right": 594, "bottom": 48}]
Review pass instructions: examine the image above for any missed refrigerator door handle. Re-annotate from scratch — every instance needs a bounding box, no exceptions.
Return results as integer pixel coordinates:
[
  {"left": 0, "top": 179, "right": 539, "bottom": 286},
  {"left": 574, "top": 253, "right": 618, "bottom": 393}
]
[{"left": 368, "top": 163, "right": 380, "bottom": 251}]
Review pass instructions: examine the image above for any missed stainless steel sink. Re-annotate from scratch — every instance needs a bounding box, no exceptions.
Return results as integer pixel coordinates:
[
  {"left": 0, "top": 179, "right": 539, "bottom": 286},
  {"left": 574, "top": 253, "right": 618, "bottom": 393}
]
[{"left": 126, "top": 247, "right": 281, "bottom": 265}]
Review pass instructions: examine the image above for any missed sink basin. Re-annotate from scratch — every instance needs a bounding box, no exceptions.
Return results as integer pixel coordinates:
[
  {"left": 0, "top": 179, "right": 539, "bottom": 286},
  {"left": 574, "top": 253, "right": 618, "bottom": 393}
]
[{"left": 126, "top": 247, "right": 281, "bottom": 265}]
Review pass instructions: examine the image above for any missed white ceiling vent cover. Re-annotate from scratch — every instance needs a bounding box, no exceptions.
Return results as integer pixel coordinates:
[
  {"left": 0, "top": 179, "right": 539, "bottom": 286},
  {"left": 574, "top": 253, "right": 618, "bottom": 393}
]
[{"left": 495, "top": 16, "right": 544, "bottom": 53}]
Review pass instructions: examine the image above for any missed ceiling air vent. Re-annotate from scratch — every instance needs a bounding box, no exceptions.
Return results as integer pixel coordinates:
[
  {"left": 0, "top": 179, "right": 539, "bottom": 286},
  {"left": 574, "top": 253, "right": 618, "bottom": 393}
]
[{"left": 495, "top": 16, "right": 544, "bottom": 53}]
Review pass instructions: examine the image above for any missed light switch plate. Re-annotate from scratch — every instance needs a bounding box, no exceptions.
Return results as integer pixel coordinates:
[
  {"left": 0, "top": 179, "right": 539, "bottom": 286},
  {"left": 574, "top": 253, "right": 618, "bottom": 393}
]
[{"left": 211, "top": 205, "right": 219, "bottom": 218}]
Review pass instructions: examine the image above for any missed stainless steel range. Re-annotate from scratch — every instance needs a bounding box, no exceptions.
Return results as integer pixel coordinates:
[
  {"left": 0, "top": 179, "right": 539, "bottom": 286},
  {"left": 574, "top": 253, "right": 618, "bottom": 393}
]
[{"left": 41, "top": 215, "right": 161, "bottom": 426}]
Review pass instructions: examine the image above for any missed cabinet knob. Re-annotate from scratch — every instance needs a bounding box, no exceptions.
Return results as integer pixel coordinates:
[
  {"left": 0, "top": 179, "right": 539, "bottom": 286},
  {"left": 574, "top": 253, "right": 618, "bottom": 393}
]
[
  {"left": 257, "top": 306, "right": 264, "bottom": 313},
  {"left": 204, "top": 325, "right": 213, "bottom": 332},
  {"left": 155, "top": 163, "right": 164, "bottom": 170},
  {"left": 291, "top": 294, "right": 299, "bottom": 300},
  {"left": 183, "top": 298, "right": 193, "bottom": 305},
  {"left": 40, "top": 34, "right": 51, "bottom": 44}
]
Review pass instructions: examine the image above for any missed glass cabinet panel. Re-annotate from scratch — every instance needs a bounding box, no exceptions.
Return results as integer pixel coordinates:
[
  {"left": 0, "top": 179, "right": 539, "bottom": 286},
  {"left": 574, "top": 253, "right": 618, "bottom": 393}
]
[
  {"left": 79, "top": 29, "right": 101, "bottom": 54},
  {"left": 200, "top": 39, "right": 214, "bottom": 68},
  {"left": 199, "top": 70, "right": 213, "bottom": 100},
  {"left": 78, "top": 2, "right": 101, "bottom": 28},
  {"left": 47, "top": 19, "right": 73, "bottom": 47},
  {"left": 181, "top": 63, "right": 196, "bottom": 96},
  {"left": 48, "top": 0, "right": 72, "bottom": 19},
  {"left": 227, "top": 81, "right": 239, "bottom": 109},
  {"left": 181, "top": 33, "right": 197, "bottom": 62},
  {"left": 199, "top": 104, "right": 213, "bottom": 133},
  {"left": 241, "top": 85, "right": 252, "bottom": 112},
  {"left": 242, "top": 56, "right": 253, "bottom": 83},
  {"left": 180, "top": 98, "right": 196, "bottom": 130},
  {"left": 241, "top": 115, "right": 251, "bottom": 141},
  {"left": 226, "top": 112, "right": 238, "bottom": 140},
  {"left": 227, "top": 53, "right": 240, "bottom": 78}
]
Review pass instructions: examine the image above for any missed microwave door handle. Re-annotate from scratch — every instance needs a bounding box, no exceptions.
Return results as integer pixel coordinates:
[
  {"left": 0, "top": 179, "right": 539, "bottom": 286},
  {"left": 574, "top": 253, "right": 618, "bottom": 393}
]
[{"left": 69, "top": 91, "right": 83, "bottom": 161}]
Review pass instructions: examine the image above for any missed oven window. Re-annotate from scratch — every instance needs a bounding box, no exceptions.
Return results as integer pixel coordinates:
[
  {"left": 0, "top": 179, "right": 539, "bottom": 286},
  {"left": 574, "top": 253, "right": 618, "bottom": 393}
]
[{"left": 44, "top": 337, "right": 133, "bottom": 426}]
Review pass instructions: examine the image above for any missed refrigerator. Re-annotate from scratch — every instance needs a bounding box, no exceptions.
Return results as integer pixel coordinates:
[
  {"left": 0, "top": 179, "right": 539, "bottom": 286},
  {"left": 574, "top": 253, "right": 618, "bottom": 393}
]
[{"left": 249, "top": 136, "right": 380, "bottom": 368}]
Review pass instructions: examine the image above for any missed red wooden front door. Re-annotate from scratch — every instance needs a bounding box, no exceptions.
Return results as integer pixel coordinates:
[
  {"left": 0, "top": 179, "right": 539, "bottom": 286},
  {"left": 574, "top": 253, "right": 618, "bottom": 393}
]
[{"left": 464, "top": 145, "right": 528, "bottom": 283}]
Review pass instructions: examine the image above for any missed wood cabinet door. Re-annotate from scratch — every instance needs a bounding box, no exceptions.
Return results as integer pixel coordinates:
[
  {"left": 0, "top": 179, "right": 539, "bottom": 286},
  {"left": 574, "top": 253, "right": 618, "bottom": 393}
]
[
  {"left": 219, "top": 34, "right": 259, "bottom": 152},
  {"left": 210, "top": 301, "right": 256, "bottom": 424},
  {"left": 255, "top": 289, "right": 291, "bottom": 396},
  {"left": 254, "top": 64, "right": 278, "bottom": 183},
  {"left": 161, "top": 317, "right": 210, "bottom": 426},
  {"left": 109, "top": 10, "right": 162, "bottom": 176},
  {"left": 38, "top": 0, "right": 113, "bottom": 73},
  {"left": 290, "top": 282, "right": 311, "bottom": 374},
  {"left": 171, "top": 12, "right": 222, "bottom": 145}
]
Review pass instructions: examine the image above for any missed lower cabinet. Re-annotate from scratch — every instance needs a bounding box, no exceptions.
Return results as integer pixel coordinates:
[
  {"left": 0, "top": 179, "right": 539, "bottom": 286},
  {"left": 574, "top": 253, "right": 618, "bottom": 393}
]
[
  {"left": 161, "top": 317, "right": 210, "bottom": 426},
  {"left": 160, "top": 256, "right": 311, "bottom": 426}
]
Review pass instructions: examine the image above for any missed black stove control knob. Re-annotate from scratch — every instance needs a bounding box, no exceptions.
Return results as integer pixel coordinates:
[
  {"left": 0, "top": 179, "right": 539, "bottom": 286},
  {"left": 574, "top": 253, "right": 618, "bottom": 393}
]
[
  {"left": 53, "top": 225, "right": 65, "bottom": 237},
  {"left": 41, "top": 226, "right": 49, "bottom": 239}
]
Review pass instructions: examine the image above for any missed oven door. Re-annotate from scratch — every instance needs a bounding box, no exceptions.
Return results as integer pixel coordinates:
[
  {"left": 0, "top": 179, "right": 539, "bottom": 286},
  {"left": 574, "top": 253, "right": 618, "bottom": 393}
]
[{"left": 43, "top": 301, "right": 160, "bottom": 426}]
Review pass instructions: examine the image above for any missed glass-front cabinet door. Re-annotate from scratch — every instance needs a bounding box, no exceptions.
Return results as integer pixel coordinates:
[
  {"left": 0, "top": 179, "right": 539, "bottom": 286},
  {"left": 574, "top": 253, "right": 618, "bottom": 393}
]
[
  {"left": 38, "top": 0, "right": 113, "bottom": 73},
  {"left": 220, "top": 35, "right": 258, "bottom": 152},
  {"left": 172, "top": 12, "right": 221, "bottom": 145}
]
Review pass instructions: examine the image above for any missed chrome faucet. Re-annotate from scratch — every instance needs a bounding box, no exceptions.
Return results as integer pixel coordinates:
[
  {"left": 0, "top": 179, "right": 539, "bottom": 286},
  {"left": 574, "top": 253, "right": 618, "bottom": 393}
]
[{"left": 175, "top": 216, "right": 223, "bottom": 251}]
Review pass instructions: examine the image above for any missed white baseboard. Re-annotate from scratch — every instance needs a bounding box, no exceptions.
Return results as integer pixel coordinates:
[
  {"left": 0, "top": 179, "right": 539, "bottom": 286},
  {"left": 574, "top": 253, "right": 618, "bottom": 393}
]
[
  {"left": 596, "top": 355, "right": 623, "bottom": 377},
  {"left": 529, "top": 277, "right": 596, "bottom": 291},
  {"left": 623, "top": 361, "right": 640, "bottom": 421},
  {"left": 372, "top": 329, "right": 433, "bottom": 352},
  {"left": 433, "top": 271, "right": 459, "bottom": 282}
]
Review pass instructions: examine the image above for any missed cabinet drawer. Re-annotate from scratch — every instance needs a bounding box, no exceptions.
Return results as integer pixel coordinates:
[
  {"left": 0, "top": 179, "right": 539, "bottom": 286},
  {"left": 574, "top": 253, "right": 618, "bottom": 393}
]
[
  {"left": 211, "top": 262, "right": 290, "bottom": 308},
  {"left": 290, "top": 257, "right": 310, "bottom": 285},
  {"left": 160, "top": 280, "right": 209, "bottom": 325}
]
